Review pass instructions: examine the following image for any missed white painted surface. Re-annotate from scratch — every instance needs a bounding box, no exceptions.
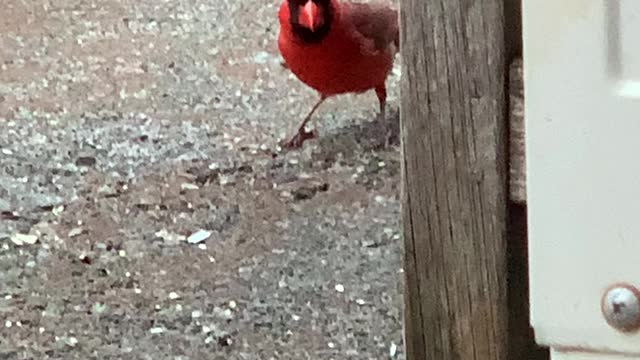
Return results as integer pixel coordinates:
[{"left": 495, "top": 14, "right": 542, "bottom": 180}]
[
  {"left": 524, "top": 0, "right": 640, "bottom": 355},
  {"left": 551, "top": 349, "right": 640, "bottom": 360}
]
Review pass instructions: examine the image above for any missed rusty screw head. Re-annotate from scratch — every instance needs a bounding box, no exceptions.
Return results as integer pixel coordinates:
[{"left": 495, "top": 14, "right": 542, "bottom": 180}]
[{"left": 602, "top": 284, "right": 640, "bottom": 332}]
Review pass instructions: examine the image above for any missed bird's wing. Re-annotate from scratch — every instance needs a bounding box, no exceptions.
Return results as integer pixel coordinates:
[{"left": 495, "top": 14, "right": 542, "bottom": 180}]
[{"left": 343, "top": 1, "right": 399, "bottom": 55}]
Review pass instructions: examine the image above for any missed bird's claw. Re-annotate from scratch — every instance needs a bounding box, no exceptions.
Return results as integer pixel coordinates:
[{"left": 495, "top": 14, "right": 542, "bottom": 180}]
[{"left": 281, "top": 128, "right": 317, "bottom": 149}]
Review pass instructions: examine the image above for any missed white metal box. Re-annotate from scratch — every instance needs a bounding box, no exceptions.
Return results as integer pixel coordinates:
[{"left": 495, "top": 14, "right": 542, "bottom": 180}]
[{"left": 523, "top": 0, "right": 640, "bottom": 358}]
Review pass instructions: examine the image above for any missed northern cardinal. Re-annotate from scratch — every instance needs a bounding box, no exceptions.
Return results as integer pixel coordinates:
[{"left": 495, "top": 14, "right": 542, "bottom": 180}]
[{"left": 277, "top": 0, "right": 399, "bottom": 149}]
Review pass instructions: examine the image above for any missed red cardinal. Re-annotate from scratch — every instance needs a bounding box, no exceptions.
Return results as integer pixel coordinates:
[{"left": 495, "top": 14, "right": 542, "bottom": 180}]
[{"left": 277, "top": 0, "right": 399, "bottom": 149}]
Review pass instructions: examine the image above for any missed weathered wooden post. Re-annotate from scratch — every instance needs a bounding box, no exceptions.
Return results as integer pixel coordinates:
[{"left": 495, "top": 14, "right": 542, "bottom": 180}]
[{"left": 399, "top": 0, "right": 509, "bottom": 358}]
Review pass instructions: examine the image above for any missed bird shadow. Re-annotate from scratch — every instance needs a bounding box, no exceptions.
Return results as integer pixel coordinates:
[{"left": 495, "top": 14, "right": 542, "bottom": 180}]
[{"left": 310, "top": 106, "right": 400, "bottom": 163}]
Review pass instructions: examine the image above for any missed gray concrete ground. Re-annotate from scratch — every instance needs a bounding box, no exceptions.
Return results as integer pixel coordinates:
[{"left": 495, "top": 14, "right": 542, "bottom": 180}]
[{"left": 0, "top": 0, "right": 404, "bottom": 358}]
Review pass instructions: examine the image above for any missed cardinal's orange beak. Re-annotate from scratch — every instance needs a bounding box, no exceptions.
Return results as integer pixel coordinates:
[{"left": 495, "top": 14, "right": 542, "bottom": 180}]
[{"left": 299, "top": 1, "right": 321, "bottom": 31}]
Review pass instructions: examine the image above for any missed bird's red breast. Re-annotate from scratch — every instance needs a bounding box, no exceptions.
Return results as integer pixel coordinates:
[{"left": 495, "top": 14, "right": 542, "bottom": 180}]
[{"left": 278, "top": 0, "right": 399, "bottom": 96}]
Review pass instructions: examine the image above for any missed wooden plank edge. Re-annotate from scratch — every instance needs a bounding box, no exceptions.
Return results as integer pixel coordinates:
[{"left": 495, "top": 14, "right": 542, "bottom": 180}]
[{"left": 509, "top": 57, "right": 526, "bottom": 203}]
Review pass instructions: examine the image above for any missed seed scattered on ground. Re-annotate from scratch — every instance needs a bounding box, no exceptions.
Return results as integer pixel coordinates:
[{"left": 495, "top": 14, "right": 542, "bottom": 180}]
[
  {"left": 187, "top": 229, "right": 211, "bottom": 244},
  {"left": 149, "top": 327, "right": 165, "bottom": 334}
]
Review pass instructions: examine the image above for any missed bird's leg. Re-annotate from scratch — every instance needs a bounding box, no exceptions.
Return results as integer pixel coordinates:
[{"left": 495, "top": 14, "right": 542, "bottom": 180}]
[
  {"left": 375, "top": 85, "right": 387, "bottom": 121},
  {"left": 375, "top": 85, "right": 392, "bottom": 147},
  {"left": 281, "top": 95, "right": 328, "bottom": 149}
]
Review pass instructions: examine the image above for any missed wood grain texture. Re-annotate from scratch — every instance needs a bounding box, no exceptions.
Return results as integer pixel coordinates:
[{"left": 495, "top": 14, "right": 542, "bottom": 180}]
[
  {"left": 399, "top": 0, "right": 509, "bottom": 359},
  {"left": 509, "top": 58, "right": 526, "bottom": 203}
]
